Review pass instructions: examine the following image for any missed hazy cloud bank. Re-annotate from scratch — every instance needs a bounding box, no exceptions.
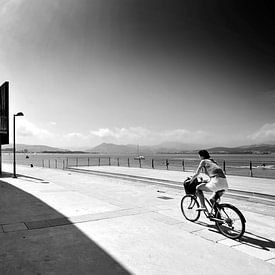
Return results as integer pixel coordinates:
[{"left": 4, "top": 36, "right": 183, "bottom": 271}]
[{"left": 16, "top": 119, "right": 275, "bottom": 148}]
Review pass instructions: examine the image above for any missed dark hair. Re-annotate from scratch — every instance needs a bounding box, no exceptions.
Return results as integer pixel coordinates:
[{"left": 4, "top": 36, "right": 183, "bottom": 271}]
[
  {"left": 198, "top": 150, "right": 210, "bottom": 159},
  {"left": 198, "top": 149, "right": 218, "bottom": 164}
]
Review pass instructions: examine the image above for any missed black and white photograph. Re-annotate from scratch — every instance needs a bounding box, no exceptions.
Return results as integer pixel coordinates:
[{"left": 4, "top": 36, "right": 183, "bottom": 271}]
[{"left": 0, "top": 1, "right": 274, "bottom": 274}]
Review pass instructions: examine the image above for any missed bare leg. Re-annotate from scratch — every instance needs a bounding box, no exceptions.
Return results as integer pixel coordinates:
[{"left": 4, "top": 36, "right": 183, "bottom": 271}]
[
  {"left": 196, "top": 182, "right": 212, "bottom": 209},
  {"left": 196, "top": 189, "right": 206, "bottom": 208}
]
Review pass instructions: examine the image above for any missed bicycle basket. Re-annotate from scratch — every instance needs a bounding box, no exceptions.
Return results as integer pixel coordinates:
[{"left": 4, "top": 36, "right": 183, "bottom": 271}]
[{"left": 183, "top": 177, "right": 200, "bottom": 195}]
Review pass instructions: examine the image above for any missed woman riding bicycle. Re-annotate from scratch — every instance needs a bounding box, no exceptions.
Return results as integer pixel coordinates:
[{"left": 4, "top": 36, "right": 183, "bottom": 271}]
[{"left": 190, "top": 150, "right": 228, "bottom": 211}]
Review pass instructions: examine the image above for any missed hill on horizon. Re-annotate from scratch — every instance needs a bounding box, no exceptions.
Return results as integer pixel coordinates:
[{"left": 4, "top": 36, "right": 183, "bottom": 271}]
[
  {"left": 88, "top": 142, "right": 275, "bottom": 154},
  {"left": 2, "top": 142, "right": 275, "bottom": 154},
  {"left": 2, "top": 144, "right": 68, "bottom": 153}
]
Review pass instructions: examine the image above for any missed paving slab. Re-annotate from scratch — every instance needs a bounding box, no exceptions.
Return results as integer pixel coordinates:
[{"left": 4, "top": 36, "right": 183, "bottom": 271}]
[
  {"left": 0, "top": 164, "right": 275, "bottom": 274},
  {"left": 233, "top": 244, "right": 275, "bottom": 261},
  {"left": 2, "top": 222, "right": 28, "bottom": 232}
]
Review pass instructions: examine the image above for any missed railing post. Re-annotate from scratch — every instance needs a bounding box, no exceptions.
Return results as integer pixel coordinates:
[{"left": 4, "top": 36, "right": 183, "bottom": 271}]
[
  {"left": 76, "top": 157, "right": 78, "bottom": 167},
  {"left": 117, "top": 158, "right": 120, "bottom": 166},
  {"left": 182, "top": 159, "right": 185, "bottom": 171},
  {"left": 99, "top": 158, "right": 101, "bottom": 166},
  {"left": 66, "top": 158, "right": 68, "bottom": 168},
  {"left": 128, "top": 158, "right": 130, "bottom": 167},
  {"left": 55, "top": 159, "right": 57, "bottom": 169},
  {"left": 109, "top": 157, "right": 111, "bottom": 166},
  {"left": 152, "top": 159, "right": 154, "bottom": 169},
  {"left": 166, "top": 159, "right": 169, "bottom": 170},
  {"left": 88, "top": 158, "right": 90, "bottom": 166},
  {"left": 223, "top": 160, "right": 226, "bottom": 175},
  {"left": 250, "top": 161, "right": 253, "bottom": 177},
  {"left": 42, "top": 159, "right": 44, "bottom": 168},
  {"left": 139, "top": 158, "right": 141, "bottom": 168}
]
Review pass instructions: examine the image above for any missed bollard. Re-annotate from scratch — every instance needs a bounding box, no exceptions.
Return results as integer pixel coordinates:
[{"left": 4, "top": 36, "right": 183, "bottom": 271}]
[
  {"left": 128, "top": 158, "right": 130, "bottom": 167},
  {"left": 63, "top": 160, "right": 65, "bottom": 170},
  {"left": 152, "top": 159, "right": 154, "bottom": 169},
  {"left": 88, "top": 158, "right": 90, "bottom": 166},
  {"left": 223, "top": 160, "right": 226, "bottom": 175},
  {"left": 139, "top": 158, "right": 141, "bottom": 168},
  {"left": 166, "top": 159, "right": 169, "bottom": 170},
  {"left": 109, "top": 157, "right": 111, "bottom": 166},
  {"left": 49, "top": 159, "right": 50, "bottom": 168},
  {"left": 76, "top": 158, "right": 78, "bottom": 167},
  {"left": 117, "top": 158, "right": 120, "bottom": 166},
  {"left": 55, "top": 159, "right": 57, "bottom": 169},
  {"left": 99, "top": 158, "right": 101, "bottom": 166},
  {"left": 182, "top": 160, "right": 185, "bottom": 171},
  {"left": 42, "top": 159, "right": 44, "bottom": 168},
  {"left": 249, "top": 161, "right": 253, "bottom": 177}
]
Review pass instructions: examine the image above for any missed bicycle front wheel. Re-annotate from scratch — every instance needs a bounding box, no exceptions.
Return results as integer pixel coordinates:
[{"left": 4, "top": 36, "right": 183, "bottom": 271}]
[
  {"left": 180, "top": 195, "right": 200, "bottom": 222},
  {"left": 215, "top": 204, "right": 246, "bottom": 239}
]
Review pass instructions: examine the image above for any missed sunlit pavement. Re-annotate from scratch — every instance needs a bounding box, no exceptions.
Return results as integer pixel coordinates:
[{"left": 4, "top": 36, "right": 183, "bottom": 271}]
[{"left": 0, "top": 164, "right": 275, "bottom": 274}]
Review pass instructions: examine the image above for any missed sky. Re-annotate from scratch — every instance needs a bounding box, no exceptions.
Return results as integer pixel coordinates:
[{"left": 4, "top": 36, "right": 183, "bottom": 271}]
[{"left": 0, "top": 0, "right": 275, "bottom": 149}]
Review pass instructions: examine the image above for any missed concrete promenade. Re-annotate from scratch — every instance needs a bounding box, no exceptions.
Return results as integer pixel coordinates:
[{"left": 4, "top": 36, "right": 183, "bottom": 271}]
[{"left": 0, "top": 163, "right": 275, "bottom": 274}]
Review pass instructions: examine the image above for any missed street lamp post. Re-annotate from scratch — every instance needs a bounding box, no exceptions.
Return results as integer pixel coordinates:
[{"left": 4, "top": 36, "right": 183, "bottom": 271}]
[{"left": 13, "top": 112, "right": 24, "bottom": 178}]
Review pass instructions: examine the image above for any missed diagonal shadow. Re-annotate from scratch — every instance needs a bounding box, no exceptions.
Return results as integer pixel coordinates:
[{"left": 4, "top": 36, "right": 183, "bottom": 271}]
[
  {"left": 239, "top": 231, "right": 275, "bottom": 251},
  {"left": 194, "top": 220, "right": 275, "bottom": 251},
  {"left": 0, "top": 171, "right": 45, "bottom": 182},
  {"left": 0, "top": 179, "right": 131, "bottom": 274}
]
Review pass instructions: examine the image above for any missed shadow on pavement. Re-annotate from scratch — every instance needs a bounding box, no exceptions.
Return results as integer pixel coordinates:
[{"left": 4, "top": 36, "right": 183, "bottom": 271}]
[
  {"left": 0, "top": 179, "right": 131, "bottom": 274},
  {"left": 240, "top": 231, "right": 275, "bottom": 251},
  {"left": 0, "top": 171, "right": 45, "bottom": 182},
  {"left": 195, "top": 220, "right": 275, "bottom": 252}
]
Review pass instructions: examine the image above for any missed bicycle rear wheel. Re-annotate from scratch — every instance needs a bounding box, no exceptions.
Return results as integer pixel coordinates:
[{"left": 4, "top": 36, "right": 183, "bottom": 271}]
[
  {"left": 215, "top": 204, "right": 245, "bottom": 239},
  {"left": 180, "top": 195, "right": 200, "bottom": 222}
]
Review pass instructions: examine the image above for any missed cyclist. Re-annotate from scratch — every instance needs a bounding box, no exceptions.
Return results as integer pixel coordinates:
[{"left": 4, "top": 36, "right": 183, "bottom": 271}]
[{"left": 190, "top": 150, "right": 228, "bottom": 211}]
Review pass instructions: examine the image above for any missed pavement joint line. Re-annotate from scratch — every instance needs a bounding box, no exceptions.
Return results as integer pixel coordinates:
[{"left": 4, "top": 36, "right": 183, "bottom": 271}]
[{"left": 2, "top": 208, "right": 154, "bottom": 232}]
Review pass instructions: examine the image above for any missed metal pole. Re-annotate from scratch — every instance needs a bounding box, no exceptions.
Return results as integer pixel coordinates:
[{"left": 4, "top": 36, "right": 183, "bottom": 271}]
[
  {"left": 223, "top": 160, "right": 226, "bottom": 174},
  {"left": 152, "top": 159, "right": 154, "bottom": 169},
  {"left": 128, "top": 158, "right": 130, "bottom": 167},
  {"left": 109, "top": 157, "right": 111, "bottom": 166},
  {"left": 182, "top": 160, "right": 185, "bottom": 171},
  {"left": 13, "top": 115, "right": 16, "bottom": 178},
  {"left": 250, "top": 161, "right": 253, "bottom": 177},
  {"left": 117, "top": 158, "right": 120, "bottom": 166}
]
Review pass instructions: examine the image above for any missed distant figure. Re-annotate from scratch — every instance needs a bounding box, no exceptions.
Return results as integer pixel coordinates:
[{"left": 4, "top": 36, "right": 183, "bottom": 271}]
[
  {"left": 30, "top": 164, "right": 33, "bottom": 168},
  {"left": 262, "top": 163, "right": 266, "bottom": 168},
  {"left": 26, "top": 155, "right": 29, "bottom": 159}
]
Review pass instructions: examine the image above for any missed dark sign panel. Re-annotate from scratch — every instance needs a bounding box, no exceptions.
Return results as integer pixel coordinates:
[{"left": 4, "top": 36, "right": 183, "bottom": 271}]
[{"left": 0, "top": 82, "right": 9, "bottom": 144}]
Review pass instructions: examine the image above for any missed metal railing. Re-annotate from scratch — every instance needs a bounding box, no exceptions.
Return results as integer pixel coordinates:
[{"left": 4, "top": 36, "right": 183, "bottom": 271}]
[{"left": 3, "top": 154, "right": 275, "bottom": 179}]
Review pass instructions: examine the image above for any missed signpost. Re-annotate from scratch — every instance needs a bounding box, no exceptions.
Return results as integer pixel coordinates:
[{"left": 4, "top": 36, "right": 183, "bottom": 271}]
[{"left": 0, "top": 82, "right": 9, "bottom": 175}]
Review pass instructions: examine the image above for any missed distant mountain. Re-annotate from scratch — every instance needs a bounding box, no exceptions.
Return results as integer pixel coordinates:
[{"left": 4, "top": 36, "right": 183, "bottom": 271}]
[
  {"left": 153, "top": 142, "right": 200, "bottom": 152},
  {"left": 88, "top": 142, "right": 199, "bottom": 154},
  {"left": 2, "top": 144, "right": 68, "bottom": 153},
  {"left": 207, "top": 144, "right": 275, "bottom": 154},
  {"left": 89, "top": 143, "right": 139, "bottom": 154}
]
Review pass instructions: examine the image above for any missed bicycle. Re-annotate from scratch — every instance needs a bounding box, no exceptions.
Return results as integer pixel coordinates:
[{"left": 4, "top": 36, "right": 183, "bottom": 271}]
[{"left": 180, "top": 178, "right": 246, "bottom": 240}]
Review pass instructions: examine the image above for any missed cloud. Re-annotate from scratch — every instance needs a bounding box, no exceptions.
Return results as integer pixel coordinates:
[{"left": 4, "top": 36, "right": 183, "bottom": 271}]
[
  {"left": 0, "top": 0, "right": 24, "bottom": 16},
  {"left": 248, "top": 123, "right": 275, "bottom": 143},
  {"left": 89, "top": 127, "right": 209, "bottom": 145},
  {"left": 16, "top": 119, "right": 54, "bottom": 139}
]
